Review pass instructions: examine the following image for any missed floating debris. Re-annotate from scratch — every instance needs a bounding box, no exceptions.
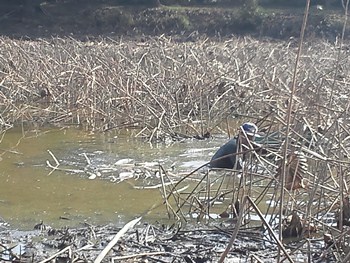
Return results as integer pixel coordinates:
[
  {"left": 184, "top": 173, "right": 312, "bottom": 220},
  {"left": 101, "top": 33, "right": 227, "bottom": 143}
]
[{"left": 114, "top": 158, "right": 134, "bottom": 165}]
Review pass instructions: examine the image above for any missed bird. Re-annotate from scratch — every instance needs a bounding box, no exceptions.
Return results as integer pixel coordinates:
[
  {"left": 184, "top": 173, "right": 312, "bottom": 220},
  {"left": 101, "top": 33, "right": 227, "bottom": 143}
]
[{"left": 210, "top": 122, "right": 261, "bottom": 170}]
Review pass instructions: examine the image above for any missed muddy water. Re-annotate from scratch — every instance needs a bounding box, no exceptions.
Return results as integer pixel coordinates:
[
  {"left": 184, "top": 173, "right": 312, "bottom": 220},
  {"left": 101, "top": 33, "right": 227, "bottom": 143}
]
[{"left": 0, "top": 127, "right": 221, "bottom": 230}]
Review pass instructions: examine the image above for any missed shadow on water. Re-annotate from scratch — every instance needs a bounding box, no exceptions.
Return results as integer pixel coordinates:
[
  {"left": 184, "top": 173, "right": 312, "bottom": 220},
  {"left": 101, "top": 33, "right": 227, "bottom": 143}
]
[{"left": 0, "top": 127, "right": 222, "bottom": 230}]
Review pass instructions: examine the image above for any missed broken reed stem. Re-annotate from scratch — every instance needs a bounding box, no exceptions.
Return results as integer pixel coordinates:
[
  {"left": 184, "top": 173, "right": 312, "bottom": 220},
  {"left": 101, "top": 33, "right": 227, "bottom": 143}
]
[
  {"left": 94, "top": 217, "right": 142, "bottom": 263},
  {"left": 218, "top": 196, "right": 247, "bottom": 263},
  {"left": 279, "top": 239, "right": 308, "bottom": 263},
  {"left": 247, "top": 196, "right": 294, "bottom": 263},
  {"left": 176, "top": 170, "right": 208, "bottom": 215},
  {"left": 159, "top": 165, "right": 187, "bottom": 221},
  {"left": 159, "top": 167, "right": 189, "bottom": 220},
  {"left": 279, "top": 0, "right": 311, "bottom": 243},
  {"left": 206, "top": 171, "right": 211, "bottom": 219},
  {"left": 112, "top": 251, "right": 172, "bottom": 262},
  {"left": 159, "top": 164, "right": 172, "bottom": 219},
  {"left": 329, "top": 0, "right": 349, "bottom": 106},
  {"left": 219, "top": 196, "right": 294, "bottom": 263},
  {"left": 38, "top": 246, "right": 72, "bottom": 263}
]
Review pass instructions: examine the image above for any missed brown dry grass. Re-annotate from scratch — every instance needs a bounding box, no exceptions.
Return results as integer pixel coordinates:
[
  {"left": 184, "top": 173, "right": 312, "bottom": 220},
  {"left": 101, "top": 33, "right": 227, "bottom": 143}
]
[{"left": 0, "top": 36, "right": 349, "bottom": 139}]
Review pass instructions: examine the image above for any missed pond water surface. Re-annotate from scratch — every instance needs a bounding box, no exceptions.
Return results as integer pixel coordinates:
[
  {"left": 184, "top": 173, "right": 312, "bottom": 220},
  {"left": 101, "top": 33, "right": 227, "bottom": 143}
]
[{"left": 0, "top": 127, "right": 224, "bottom": 230}]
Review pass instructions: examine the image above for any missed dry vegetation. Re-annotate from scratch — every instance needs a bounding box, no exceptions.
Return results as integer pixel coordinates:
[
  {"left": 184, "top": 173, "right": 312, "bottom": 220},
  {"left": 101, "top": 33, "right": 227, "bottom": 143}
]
[
  {"left": 1, "top": 36, "right": 349, "bottom": 138},
  {"left": 1, "top": 33, "right": 350, "bottom": 261}
]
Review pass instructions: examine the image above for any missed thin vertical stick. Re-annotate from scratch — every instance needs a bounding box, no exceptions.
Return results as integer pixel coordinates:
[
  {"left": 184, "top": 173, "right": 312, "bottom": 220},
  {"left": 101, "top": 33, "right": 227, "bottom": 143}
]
[
  {"left": 218, "top": 196, "right": 247, "bottom": 263},
  {"left": 279, "top": 0, "right": 311, "bottom": 246},
  {"left": 328, "top": 0, "right": 349, "bottom": 106}
]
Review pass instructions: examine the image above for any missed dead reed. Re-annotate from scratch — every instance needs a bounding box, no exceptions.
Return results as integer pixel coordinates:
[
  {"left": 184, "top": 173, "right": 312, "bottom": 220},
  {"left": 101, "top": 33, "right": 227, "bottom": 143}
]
[
  {"left": 1, "top": 32, "right": 350, "bottom": 260},
  {"left": 0, "top": 35, "right": 348, "bottom": 140}
]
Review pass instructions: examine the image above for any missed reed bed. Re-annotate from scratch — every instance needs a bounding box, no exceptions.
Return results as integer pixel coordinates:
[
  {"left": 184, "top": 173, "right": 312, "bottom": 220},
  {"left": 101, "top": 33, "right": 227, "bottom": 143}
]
[
  {"left": 1, "top": 33, "right": 350, "bottom": 260},
  {"left": 0, "top": 36, "right": 348, "bottom": 139}
]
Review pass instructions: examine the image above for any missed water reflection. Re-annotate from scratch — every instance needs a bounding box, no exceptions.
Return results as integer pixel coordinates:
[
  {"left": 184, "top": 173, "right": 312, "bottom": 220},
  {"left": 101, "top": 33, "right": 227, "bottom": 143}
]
[{"left": 0, "top": 127, "right": 223, "bottom": 230}]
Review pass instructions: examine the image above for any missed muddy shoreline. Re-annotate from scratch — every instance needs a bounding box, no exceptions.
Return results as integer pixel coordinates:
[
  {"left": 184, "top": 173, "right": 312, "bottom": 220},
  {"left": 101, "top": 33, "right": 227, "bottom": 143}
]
[{"left": 0, "top": 218, "right": 337, "bottom": 262}]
